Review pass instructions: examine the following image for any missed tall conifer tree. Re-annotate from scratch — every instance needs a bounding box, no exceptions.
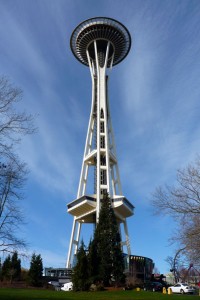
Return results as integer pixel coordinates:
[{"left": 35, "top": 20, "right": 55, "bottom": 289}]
[
  {"left": 11, "top": 251, "right": 21, "bottom": 281},
  {"left": 1, "top": 254, "right": 11, "bottom": 280},
  {"left": 28, "top": 253, "right": 43, "bottom": 286},
  {"left": 72, "top": 240, "right": 89, "bottom": 291},
  {"left": 92, "top": 193, "right": 125, "bottom": 286},
  {"left": 73, "top": 194, "right": 125, "bottom": 289},
  {"left": 1, "top": 252, "right": 21, "bottom": 282}
]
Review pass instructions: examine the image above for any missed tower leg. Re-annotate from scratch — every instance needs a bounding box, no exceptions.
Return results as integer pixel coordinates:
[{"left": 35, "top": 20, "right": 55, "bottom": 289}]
[
  {"left": 123, "top": 220, "right": 131, "bottom": 255},
  {"left": 66, "top": 218, "right": 82, "bottom": 268},
  {"left": 67, "top": 19, "right": 134, "bottom": 267}
]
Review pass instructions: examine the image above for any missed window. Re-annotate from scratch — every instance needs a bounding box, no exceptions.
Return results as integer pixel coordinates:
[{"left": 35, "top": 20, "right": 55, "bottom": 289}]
[
  {"left": 100, "top": 122, "right": 105, "bottom": 133},
  {"left": 100, "top": 170, "right": 107, "bottom": 184},
  {"left": 100, "top": 136, "right": 105, "bottom": 148},
  {"left": 100, "top": 108, "right": 104, "bottom": 118},
  {"left": 100, "top": 155, "right": 106, "bottom": 166}
]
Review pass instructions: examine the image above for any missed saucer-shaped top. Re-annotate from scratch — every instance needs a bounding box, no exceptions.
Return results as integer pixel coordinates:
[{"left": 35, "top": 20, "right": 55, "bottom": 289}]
[{"left": 70, "top": 17, "right": 131, "bottom": 67}]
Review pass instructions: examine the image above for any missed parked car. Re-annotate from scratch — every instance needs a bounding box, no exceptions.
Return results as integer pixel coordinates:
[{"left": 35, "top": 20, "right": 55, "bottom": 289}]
[
  {"left": 61, "top": 282, "right": 73, "bottom": 291},
  {"left": 143, "top": 281, "right": 164, "bottom": 292},
  {"left": 168, "top": 283, "right": 195, "bottom": 294}
]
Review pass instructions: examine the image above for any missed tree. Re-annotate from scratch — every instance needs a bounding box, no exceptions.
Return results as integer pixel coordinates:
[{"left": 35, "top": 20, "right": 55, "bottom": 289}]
[
  {"left": 87, "top": 238, "right": 100, "bottom": 284},
  {"left": 0, "top": 160, "right": 27, "bottom": 252},
  {"left": 11, "top": 251, "right": 21, "bottom": 281},
  {"left": 152, "top": 156, "right": 200, "bottom": 263},
  {"left": 0, "top": 257, "right": 2, "bottom": 280},
  {"left": 72, "top": 241, "right": 89, "bottom": 291},
  {"left": 1, "top": 254, "right": 11, "bottom": 280},
  {"left": 72, "top": 194, "right": 125, "bottom": 290},
  {"left": 1, "top": 251, "right": 21, "bottom": 282},
  {"left": 28, "top": 253, "right": 43, "bottom": 286},
  {"left": 0, "top": 76, "right": 35, "bottom": 253},
  {"left": 92, "top": 193, "right": 125, "bottom": 286},
  {"left": 0, "top": 76, "right": 34, "bottom": 158},
  {"left": 111, "top": 229, "right": 126, "bottom": 286}
]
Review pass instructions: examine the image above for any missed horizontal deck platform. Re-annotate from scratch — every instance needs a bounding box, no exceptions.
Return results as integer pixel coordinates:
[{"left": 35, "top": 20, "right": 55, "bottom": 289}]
[{"left": 67, "top": 195, "right": 134, "bottom": 222}]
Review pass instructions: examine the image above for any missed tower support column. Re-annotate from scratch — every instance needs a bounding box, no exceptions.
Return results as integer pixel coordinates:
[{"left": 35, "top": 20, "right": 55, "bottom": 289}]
[
  {"left": 66, "top": 17, "right": 134, "bottom": 268},
  {"left": 66, "top": 218, "right": 82, "bottom": 268}
]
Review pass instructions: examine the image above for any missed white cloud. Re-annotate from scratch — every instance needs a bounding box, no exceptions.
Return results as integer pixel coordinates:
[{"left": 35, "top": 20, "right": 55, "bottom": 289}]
[{"left": 1, "top": 0, "right": 200, "bottom": 274}]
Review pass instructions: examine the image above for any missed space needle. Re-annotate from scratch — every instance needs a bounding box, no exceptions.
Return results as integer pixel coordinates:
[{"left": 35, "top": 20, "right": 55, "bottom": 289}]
[{"left": 66, "top": 17, "right": 134, "bottom": 268}]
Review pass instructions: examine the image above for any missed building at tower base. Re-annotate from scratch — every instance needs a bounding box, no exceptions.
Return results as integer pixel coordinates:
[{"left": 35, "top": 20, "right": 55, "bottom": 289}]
[
  {"left": 44, "top": 255, "right": 154, "bottom": 287},
  {"left": 125, "top": 255, "right": 154, "bottom": 285}
]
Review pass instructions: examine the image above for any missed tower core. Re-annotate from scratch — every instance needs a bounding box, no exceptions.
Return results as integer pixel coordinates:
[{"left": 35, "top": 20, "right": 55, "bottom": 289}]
[{"left": 67, "top": 17, "right": 134, "bottom": 268}]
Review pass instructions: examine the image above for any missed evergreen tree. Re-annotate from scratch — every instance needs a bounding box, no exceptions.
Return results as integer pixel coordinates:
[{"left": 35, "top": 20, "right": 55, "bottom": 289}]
[
  {"left": 111, "top": 230, "right": 126, "bottom": 286},
  {"left": 11, "top": 251, "right": 21, "bottom": 281},
  {"left": 1, "top": 254, "right": 11, "bottom": 280},
  {"left": 28, "top": 253, "right": 43, "bottom": 286},
  {"left": 93, "top": 193, "right": 125, "bottom": 286},
  {"left": 72, "top": 240, "right": 89, "bottom": 291},
  {"left": 0, "top": 257, "right": 2, "bottom": 280},
  {"left": 72, "top": 194, "right": 125, "bottom": 290},
  {"left": 1, "top": 252, "right": 21, "bottom": 282},
  {"left": 87, "top": 238, "right": 100, "bottom": 283}
]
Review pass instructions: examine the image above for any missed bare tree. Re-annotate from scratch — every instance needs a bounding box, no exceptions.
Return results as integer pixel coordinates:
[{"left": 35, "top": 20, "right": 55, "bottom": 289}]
[
  {"left": 0, "top": 159, "right": 27, "bottom": 252},
  {"left": 0, "top": 76, "right": 35, "bottom": 159},
  {"left": 0, "top": 76, "right": 35, "bottom": 253},
  {"left": 152, "top": 156, "right": 200, "bottom": 263}
]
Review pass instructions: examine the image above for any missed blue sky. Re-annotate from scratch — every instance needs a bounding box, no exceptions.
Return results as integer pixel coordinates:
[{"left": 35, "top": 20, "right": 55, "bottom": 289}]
[{"left": 1, "top": 0, "right": 200, "bottom": 274}]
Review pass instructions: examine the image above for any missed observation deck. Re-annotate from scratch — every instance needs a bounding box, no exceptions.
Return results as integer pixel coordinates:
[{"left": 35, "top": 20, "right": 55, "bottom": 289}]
[
  {"left": 70, "top": 17, "right": 131, "bottom": 67},
  {"left": 67, "top": 195, "right": 134, "bottom": 223}
]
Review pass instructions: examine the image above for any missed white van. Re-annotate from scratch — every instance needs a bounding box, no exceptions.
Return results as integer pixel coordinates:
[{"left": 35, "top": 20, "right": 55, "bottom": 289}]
[{"left": 61, "top": 282, "right": 73, "bottom": 291}]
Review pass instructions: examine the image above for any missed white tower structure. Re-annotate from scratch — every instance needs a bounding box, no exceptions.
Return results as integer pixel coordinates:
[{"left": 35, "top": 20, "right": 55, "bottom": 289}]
[{"left": 66, "top": 17, "right": 134, "bottom": 268}]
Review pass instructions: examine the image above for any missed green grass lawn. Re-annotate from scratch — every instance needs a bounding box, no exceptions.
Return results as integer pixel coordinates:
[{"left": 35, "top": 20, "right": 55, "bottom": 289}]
[{"left": 0, "top": 288, "right": 199, "bottom": 300}]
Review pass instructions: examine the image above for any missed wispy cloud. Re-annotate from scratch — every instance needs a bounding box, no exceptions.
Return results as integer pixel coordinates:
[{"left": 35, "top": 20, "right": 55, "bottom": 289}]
[
  {"left": 1, "top": 0, "right": 200, "bottom": 273},
  {"left": 114, "top": 3, "right": 200, "bottom": 202},
  {"left": 0, "top": 4, "right": 88, "bottom": 197}
]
